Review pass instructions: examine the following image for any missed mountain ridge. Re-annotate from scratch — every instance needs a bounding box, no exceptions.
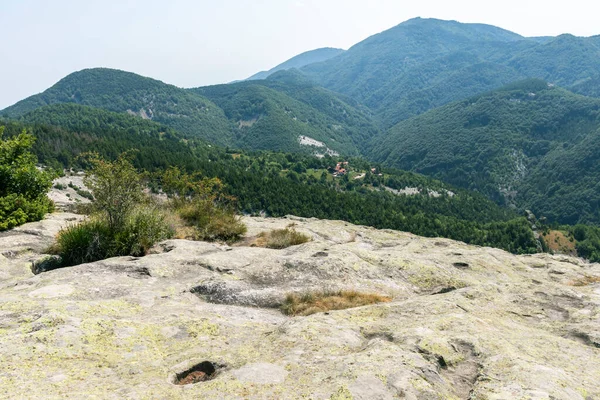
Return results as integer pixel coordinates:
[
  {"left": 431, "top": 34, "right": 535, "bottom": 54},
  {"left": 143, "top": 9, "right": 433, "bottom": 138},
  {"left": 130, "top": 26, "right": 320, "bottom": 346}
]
[
  {"left": 1, "top": 68, "right": 235, "bottom": 146},
  {"left": 246, "top": 47, "right": 344, "bottom": 81}
]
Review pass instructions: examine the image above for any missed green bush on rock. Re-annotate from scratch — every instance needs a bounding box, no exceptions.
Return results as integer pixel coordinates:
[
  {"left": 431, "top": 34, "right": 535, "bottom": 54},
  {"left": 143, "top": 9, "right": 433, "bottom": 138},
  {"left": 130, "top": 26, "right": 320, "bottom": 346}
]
[
  {"left": 53, "top": 154, "right": 175, "bottom": 267},
  {"left": 162, "top": 167, "right": 247, "bottom": 243}
]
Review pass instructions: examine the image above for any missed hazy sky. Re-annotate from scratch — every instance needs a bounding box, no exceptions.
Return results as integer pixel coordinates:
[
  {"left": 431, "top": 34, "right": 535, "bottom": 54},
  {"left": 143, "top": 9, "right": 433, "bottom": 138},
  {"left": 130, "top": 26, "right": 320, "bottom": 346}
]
[{"left": 1, "top": 0, "right": 598, "bottom": 109}]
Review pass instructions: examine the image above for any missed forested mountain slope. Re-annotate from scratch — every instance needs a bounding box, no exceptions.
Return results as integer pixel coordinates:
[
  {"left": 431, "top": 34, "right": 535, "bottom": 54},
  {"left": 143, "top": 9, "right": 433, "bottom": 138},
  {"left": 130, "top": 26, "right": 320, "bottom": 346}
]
[
  {"left": 1, "top": 68, "right": 234, "bottom": 146},
  {"left": 293, "top": 18, "right": 600, "bottom": 127},
  {"left": 370, "top": 80, "right": 600, "bottom": 225},
  {"left": 192, "top": 73, "right": 380, "bottom": 154},
  {"left": 1, "top": 111, "right": 539, "bottom": 254},
  {"left": 7, "top": 103, "right": 214, "bottom": 171},
  {"left": 2, "top": 68, "right": 379, "bottom": 156}
]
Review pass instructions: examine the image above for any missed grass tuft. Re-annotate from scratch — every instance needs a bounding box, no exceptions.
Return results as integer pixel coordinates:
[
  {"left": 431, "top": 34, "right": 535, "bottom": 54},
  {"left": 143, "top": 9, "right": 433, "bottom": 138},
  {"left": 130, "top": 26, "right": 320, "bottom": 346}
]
[
  {"left": 569, "top": 275, "right": 600, "bottom": 287},
  {"left": 259, "top": 227, "right": 311, "bottom": 249},
  {"left": 281, "top": 290, "right": 392, "bottom": 316},
  {"left": 178, "top": 201, "right": 247, "bottom": 243}
]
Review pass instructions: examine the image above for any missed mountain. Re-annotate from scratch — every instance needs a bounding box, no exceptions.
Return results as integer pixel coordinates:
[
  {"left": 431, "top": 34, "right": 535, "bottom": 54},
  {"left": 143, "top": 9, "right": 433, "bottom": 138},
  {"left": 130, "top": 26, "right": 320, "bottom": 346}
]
[
  {"left": 300, "top": 18, "right": 526, "bottom": 123},
  {"left": 2, "top": 107, "right": 541, "bottom": 254},
  {"left": 370, "top": 80, "right": 600, "bottom": 225},
  {"left": 191, "top": 72, "right": 380, "bottom": 155},
  {"left": 246, "top": 47, "right": 344, "bottom": 80},
  {"left": 1, "top": 67, "right": 380, "bottom": 156},
  {"left": 1, "top": 68, "right": 234, "bottom": 146},
  {"left": 507, "top": 34, "right": 600, "bottom": 93},
  {"left": 281, "top": 18, "right": 600, "bottom": 127},
  {"left": 192, "top": 82, "right": 358, "bottom": 155}
]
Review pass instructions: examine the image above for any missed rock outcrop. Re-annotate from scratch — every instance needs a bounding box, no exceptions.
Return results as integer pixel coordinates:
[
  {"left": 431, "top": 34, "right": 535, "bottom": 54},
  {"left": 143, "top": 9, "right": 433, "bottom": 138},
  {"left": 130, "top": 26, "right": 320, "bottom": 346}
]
[{"left": 0, "top": 213, "right": 599, "bottom": 399}]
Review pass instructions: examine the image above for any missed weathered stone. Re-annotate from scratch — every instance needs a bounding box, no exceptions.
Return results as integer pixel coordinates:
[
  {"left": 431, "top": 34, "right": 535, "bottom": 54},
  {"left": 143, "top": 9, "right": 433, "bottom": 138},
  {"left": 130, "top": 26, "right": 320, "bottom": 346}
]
[
  {"left": 231, "top": 362, "right": 288, "bottom": 384},
  {"left": 0, "top": 213, "right": 598, "bottom": 399},
  {"left": 348, "top": 375, "right": 394, "bottom": 400},
  {"left": 28, "top": 284, "right": 74, "bottom": 298}
]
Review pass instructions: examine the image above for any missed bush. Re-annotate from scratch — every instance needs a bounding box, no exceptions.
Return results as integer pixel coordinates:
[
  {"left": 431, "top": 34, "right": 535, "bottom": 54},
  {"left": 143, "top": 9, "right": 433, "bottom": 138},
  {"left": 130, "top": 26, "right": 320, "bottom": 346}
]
[
  {"left": 113, "top": 206, "right": 175, "bottom": 256},
  {"left": 197, "top": 207, "right": 247, "bottom": 242},
  {"left": 52, "top": 219, "right": 113, "bottom": 266},
  {"left": 0, "top": 127, "right": 54, "bottom": 231},
  {"left": 54, "top": 206, "right": 175, "bottom": 266},
  {"left": 281, "top": 290, "right": 392, "bottom": 316},
  {"left": 75, "top": 188, "right": 94, "bottom": 200},
  {"left": 178, "top": 200, "right": 246, "bottom": 242},
  {"left": 83, "top": 153, "right": 143, "bottom": 230},
  {"left": 260, "top": 227, "right": 311, "bottom": 249},
  {"left": 162, "top": 167, "right": 247, "bottom": 243},
  {"left": 52, "top": 155, "right": 174, "bottom": 267}
]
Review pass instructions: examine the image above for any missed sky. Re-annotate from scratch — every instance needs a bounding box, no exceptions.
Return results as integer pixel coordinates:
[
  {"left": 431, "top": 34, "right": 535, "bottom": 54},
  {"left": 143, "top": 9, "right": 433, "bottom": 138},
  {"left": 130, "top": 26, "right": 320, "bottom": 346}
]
[{"left": 1, "top": 0, "right": 598, "bottom": 109}]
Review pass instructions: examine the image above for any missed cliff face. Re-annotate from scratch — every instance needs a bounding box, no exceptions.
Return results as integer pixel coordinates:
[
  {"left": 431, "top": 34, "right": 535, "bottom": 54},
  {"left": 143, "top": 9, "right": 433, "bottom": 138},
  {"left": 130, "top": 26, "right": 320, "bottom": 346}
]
[{"left": 1, "top": 213, "right": 599, "bottom": 399}]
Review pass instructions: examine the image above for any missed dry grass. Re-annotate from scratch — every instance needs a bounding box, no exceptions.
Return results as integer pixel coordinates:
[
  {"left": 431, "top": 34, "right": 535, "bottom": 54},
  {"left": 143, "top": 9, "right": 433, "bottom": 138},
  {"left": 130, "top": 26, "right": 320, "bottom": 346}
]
[
  {"left": 569, "top": 275, "right": 600, "bottom": 287},
  {"left": 258, "top": 228, "right": 311, "bottom": 249},
  {"left": 176, "top": 201, "right": 247, "bottom": 243},
  {"left": 542, "top": 230, "right": 577, "bottom": 256},
  {"left": 281, "top": 290, "right": 392, "bottom": 316}
]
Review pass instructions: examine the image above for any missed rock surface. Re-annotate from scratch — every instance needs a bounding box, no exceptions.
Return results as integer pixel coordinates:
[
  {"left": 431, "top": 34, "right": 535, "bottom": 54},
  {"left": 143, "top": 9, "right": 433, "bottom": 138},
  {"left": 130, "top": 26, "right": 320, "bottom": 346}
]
[
  {"left": 48, "top": 172, "right": 92, "bottom": 210},
  {"left": 0, "top": 213, "right": 599, "bottom": 399}
]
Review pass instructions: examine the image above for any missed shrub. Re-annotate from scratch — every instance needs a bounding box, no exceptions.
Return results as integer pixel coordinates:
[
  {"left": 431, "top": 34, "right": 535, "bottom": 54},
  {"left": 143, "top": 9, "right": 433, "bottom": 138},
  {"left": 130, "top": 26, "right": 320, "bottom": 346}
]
[
  {"left": 178, "top": 200, "right": 246, "bottom": 242},
  {"left": 83, "top": 153, "right": 143, "bottom": 230},
  {"left": 261, "top": 227, "right": 311, "bottom": 249},
  {"left": 162, "top": 167, "right": 247, "bottom": 243},
  {"left": 54, "top": 206, "right": 175, "bottom": 266},
  {"left": 281, "top": 290, "right": 392, "bottom": 316},
  {"left": 113, "top": 206, "right": 175, "bottom": 256},
  {"left": 0, "top": 127, "right": 54, "bottom": 231},
  {"left": 52, "top": 154, "right": 175, "bottom": 267},
  {"left": 196, "top": 207, "right": 247, "bottom": 242},
  {"left": 52, "top": 219, "right": 113, "bottom": 266},
  {"left": 75, "top": 188, "right": 94, "bottom": 200}
]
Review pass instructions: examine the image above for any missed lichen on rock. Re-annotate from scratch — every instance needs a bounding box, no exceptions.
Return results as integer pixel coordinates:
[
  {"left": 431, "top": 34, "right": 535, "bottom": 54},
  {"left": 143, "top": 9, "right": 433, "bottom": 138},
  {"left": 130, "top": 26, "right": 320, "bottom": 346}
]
[{"left": 0, "top": 213, "right": 598, "bottom": 399}]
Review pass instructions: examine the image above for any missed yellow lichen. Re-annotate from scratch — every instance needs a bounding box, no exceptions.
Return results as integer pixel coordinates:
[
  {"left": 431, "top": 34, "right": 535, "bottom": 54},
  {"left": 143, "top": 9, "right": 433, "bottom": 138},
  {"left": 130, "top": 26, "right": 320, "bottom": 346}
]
[
  {"left": 184, "top": 319, "right": 220, "bottom": 337},
  {"left": 82, "top": 299, "right": 142, "bottom": 318},
  {"left": 330, "top": 385, "right": 353, "bottom": 400}
]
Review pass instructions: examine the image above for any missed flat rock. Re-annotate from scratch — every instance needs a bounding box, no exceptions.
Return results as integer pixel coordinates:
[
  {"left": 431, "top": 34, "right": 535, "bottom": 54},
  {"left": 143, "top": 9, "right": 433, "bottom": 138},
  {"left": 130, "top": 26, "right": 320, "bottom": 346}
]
[
  {"left": 28, "top": 284, "right": 74, "bottom": 298},
  {"left": 349, "top": 375, "right": 394, "bottom": 400},
  {"left": 231, "top": 362, "right": 288, "bottom": 384},
  {"left": 0, "top": 213, "right": 598, "bottom": 399}
]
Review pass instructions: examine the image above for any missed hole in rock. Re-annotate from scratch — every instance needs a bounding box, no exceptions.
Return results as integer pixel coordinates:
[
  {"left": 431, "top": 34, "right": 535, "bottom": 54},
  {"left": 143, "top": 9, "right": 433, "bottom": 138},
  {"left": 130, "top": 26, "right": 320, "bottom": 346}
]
[
  {"left": 175, "top": 361, "right": 219, "bottom": 385},
  {"left": 437, "top": 355, "right": 448, "bottom": 369},
  {"left": 452, "top": 262, "right": 470, "bottom": 269},
  {"left": 431, "top": 286, "right": 457, "bottom": 295}
]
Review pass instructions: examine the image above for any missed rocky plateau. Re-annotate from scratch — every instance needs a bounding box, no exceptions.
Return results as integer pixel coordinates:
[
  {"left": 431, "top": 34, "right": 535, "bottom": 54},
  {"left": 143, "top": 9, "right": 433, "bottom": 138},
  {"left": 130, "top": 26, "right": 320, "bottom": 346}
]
[{"left": 0, "top": 210, "right": 599, "bottom": 399}]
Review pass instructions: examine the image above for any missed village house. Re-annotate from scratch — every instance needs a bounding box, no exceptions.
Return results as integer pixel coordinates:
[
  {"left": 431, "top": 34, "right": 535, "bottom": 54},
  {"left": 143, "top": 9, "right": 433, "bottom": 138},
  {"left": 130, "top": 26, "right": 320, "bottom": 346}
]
[{"left": 332, "top": 161, "right": 349, "bottom": 177}]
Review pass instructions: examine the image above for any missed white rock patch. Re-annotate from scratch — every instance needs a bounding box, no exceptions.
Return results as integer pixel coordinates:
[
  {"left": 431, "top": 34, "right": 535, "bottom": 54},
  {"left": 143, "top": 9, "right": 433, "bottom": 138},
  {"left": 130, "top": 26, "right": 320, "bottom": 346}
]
[
  {"left": 28, "top": 284, "right": 74, "bottom": 298},
  {"left": 231, "top": 363, "right": 288, "bottom": 384}
]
